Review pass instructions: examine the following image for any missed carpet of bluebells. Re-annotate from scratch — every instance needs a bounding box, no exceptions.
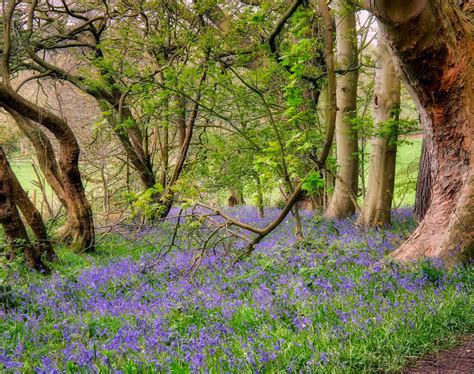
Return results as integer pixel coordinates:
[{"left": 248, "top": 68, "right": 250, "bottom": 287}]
[{"left": 0, "top": 207, "right": 472, "bottom": 372}]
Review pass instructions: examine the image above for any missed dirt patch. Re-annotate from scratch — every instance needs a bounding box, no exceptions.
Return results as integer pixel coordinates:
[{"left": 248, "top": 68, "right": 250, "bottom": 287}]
[{"left": 403, "top": 336, "right": 474, "bottom": 373}]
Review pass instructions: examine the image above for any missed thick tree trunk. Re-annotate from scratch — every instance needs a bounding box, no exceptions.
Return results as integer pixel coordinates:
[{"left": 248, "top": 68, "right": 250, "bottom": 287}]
[
  {"left": 326, "top": 0, "right": 359, "bottom": 218},
  {"left": 0, "top": 147, "right": 47, "bottom": 271},
  {"left": 0, "top": 85, "right": 95, "bottom": 252},
  {"left": 9, "top": 110, "right": 73, "bottom": 241},
  {"left": 357, "top": 34, "right": 400, "bottom": 226},
  {"left": 414, "top": 137, "right": 432, "bottom": 220},
  {"left": 369, "top": 0, "right": 473, "bottom": 264}
]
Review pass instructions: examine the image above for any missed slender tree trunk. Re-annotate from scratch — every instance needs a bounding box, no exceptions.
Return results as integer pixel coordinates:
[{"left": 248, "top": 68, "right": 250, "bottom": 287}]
[
  {"left": 327, "top": 0, "right": 359, "bottom": 218},
  {"left": 357, "top": 32, "right": 400, "bottom": 226},
  {"left": 176, "top": 96, "right": 187, "bottom": 148},
  {"left": 100, "top": 167, "right": 111, "bottom": 217},
  {"left": 99, "top": 101, "right": 156, "bottom": 190},
  {"left": 159, "top": 117, "right": 170, "bottom": 189},
  {"left": 292, "top": 205, "right": 304, "bottom": 239},
  {"left": 369, "top": 0, "right": 473, "bottom": 264},
  {"left": 0, "top": 147, "right": 48, "bottom": 270},
  {"left": 31, "top": 163, "right": 54, "bottom": 218},
  {"left": 414, "top": 137, "right": 432, "bottom": 220},
  {"left": 318, "top": 85, "right": 335, "bottom": 209},
  {"left": 255, "top": 175, "right": 265, "bottom": 218},
  {"left": 156, "top": 67, "right": 208, "bottom": 220},
  {"left": 8, "top": 110, "right": 67, "bottom": 207},
  {"left": 10, "top": 169, "right": 57, "bottom": 261}
]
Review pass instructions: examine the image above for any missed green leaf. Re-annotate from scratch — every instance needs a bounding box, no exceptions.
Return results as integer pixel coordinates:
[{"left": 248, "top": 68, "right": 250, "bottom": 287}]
[{"left": 302, "top": 171, "right": 324, "bottom": 196}]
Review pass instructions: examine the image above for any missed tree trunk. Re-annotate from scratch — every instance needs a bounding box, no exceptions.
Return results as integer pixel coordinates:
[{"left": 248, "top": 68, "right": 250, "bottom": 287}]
[
  {"left": 153, "top": 68, "right": 207, "bottom": 220},
  {"left": 255, "top": 175, "right": 265, "bottom": 218},
  {"left": 228, "top": 189, "right": 245, "bottom": 207},
  {"left": 0, "top": 147, "right": 48, "bottom": 271},
  {"left": 326, "top": 0, "right": 359, "bottom": 218},
  {"left": 414, "top": 137, "right": 432, "bottom": 220},
  {"left": 98, "top": 101, "right": 156, "bottom": 190},
  {"left": 8, "top": 110, "right": 68, "bottom": 207},
  {"left": 175, "top": 95, "right": 187, "bottom": 148},
  {"left": 0, "top": 85, "right": 95, "bottom": 252},
  {"left": 298, "top": 191, "right": 320, "bottom": 211},
  {"left": 357, "top": 32, "right": 401, "bottom": 226},
  {"left": 10, "top": 169, "right": 57, "bottom": 261},
  {"left": 292, "top": 205, "right": 304, "bottom": 239},
  {"left": 369, "top": 0, "right": 474, "bottom": 264}
]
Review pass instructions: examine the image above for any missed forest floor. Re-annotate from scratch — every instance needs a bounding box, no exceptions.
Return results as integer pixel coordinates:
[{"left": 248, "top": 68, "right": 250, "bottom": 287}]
[
  {"left": 1, "top": 207, "right": 472, "bottom": 372},
  {"left": 403, "top": 335, "right": 474, "bottom": 373}
]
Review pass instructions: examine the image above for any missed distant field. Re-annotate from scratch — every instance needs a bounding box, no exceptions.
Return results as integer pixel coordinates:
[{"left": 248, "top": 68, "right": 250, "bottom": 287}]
[
  {"left": 10, "top": 157, "right": 57, "bottom": 214},
  {"left": 9, "top": 157, "right": 40, "bottom": 193},
  {"left": 10, "top": 138, "right": 422, "bottom": 212},
  {"left": 361, "top": 137, "right": 422, "bottom": 208},
  {"left": 394, "top": 137, "right": 422, "bottom": 207}
]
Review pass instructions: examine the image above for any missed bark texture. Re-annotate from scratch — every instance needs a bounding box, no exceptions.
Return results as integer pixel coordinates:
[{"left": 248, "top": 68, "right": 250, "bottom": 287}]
[
  {"left": 414, "top": 137, "right": 432, "bottom": 220},
  {"left": 370, "top": 0, "right": 474, "bottom": 264},
  {"left": 0, "top": 147, "right": 47, "bottom": 270},
  {"left": 7, "top": 109, "right": 68, "bottom": 207},
  {"left": 228, "top": 189, "right": 245, "bottom": 207},
  {"left": 327, "top": 0, "right": 359, "bottom": 218},
  {"left": 10, "top": 170, "right": 57, "bottom": 261},
  {"left": 357, "top": 34, "right": 400, "bottom": 226},
  {"left": 0, "top": 84, "right": 95, "bottom": 252}
]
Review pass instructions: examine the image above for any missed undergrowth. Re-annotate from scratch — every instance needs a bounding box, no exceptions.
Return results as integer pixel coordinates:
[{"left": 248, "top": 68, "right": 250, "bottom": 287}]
[{"left": 0, "top": 208, "right": 472, "bottom": 372}]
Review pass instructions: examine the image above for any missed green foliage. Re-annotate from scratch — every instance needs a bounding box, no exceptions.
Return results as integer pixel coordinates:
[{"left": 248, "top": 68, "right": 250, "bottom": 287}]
[
  {"left": 124, "top": 184, "right": 167, "bottom": 221},
  {"left": 301, "top": 171, "right": 324, "bottom": 196},
  {"left": 418, "top": 260, "right": 446, "bottom": 285},
  {"left": 0, "top": 125, "right": 21, "bottom": 154}
]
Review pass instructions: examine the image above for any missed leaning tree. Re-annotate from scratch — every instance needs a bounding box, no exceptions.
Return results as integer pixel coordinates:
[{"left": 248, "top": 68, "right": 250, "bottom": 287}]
[
  {"left": 0, "top": 146, "right": 49, "bottom": 271},
  {"left": 366, "top": 0, "right": 473, "bottom": 264}
]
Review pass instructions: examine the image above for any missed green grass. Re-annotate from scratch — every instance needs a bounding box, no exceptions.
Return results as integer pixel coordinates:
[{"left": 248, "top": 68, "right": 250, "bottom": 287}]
[
  {"left": 9, "top": 138, "right": 422, "bottom": 212},
  {"left": 394, "top": 138, "right": 423, "bottom": 207},
  {"left": 9, "top": 156, "right": 61, "bottom": 215},
  {"left": 360, "top": 137, "right": 422, "bottom": 207},
  {"left": 9, "top": 157, "right": 41, "bottom": 194}
]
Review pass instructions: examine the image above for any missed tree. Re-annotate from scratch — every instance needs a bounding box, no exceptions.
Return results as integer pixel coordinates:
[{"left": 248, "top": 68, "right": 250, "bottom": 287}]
[
  {"left": 9, "top": 164, "right": 57, "bottom": 262},
  {"left": 0, "top": 146, "right": 48, "bottom": 271},
  {"left": 17, "top": 0, "right": 213, "bottom": 220},
  {"left": 326, "top": 0, "right": 359, "bottom": 218},
  {"left": 7, "top": 110, "right": 68, "bottom": 212},
  {"left": 414, "top": 137, "right": 432, "bottom": 220},
  {"left": 0, "top": 0, "right": 94, "bottom": 252},
  {"left": 357, "top": 30, "right": 400, "bottom": 226},
  {"left": 367, "top": 0, "right": 473, "bottom": 264},
  {"left": 0, "top": 87, "right": 95, "bottom": 252}
]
